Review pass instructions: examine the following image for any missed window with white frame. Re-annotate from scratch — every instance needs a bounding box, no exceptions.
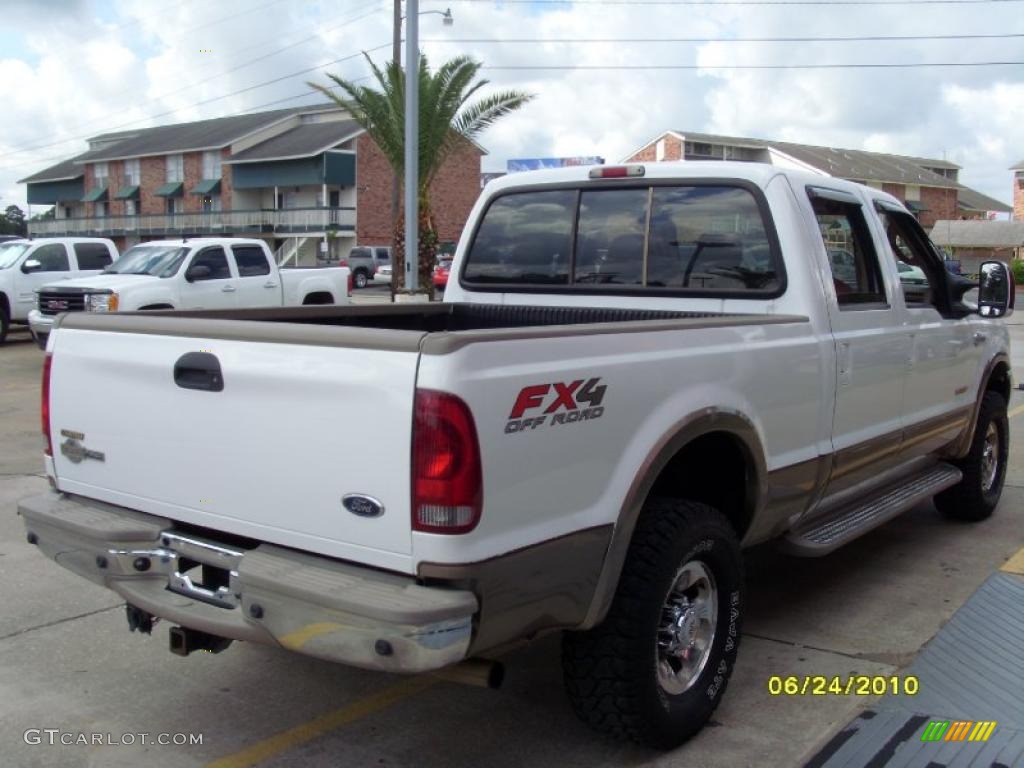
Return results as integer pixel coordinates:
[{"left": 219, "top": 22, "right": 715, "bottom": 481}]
[
  {"left": 905, "top": 184, "right": 922, "bottom": 201},
  {"left": 125, "top": 199, "right": 137, "bottom": 215},
  {"left": 93, "top": 161, "right": 109, "bottom": 186},
  {"left": 202, "top": 150, "right": 222, "bottom": 179},
  {"left": 95, "top": 201, "right": 107, "bottom": 217},
  {"left": 166, "top": 154, "right": 184, "bottom": 182},
  {"left": 165, "top": 197, "right": 181, "bottom": 214},
  {"left": 124, "top": 158, "right": 140, "bottom": 185}
]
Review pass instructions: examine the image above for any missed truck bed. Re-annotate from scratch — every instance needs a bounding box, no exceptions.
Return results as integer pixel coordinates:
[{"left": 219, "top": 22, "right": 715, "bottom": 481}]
[{"left": 55, "top": 302, "right": 801, "bottom": 352}]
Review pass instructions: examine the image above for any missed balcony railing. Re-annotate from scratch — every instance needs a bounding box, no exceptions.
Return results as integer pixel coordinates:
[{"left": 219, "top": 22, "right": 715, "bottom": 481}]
[{"left": 28, "top": 207, "right": 356, "bottom": 237}]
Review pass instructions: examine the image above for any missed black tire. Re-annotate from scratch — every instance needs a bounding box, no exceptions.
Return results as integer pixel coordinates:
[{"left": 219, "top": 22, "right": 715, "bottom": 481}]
[
  {"left": 562, "top": 498, "right": 743, "bottom": 749},
  {"left": 354, "top": 270, "right": 369, "bottom": 289},
  {"left": 0, "top": 304, "right": 8, "bottom": 345},
  {"left": 934, "top": 392, "right": 1008, "bottom": 521}
]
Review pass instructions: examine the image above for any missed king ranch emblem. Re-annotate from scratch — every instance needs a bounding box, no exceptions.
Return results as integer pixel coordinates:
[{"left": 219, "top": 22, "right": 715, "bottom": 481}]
[{"left": 505, "top": 377, "right": 607, "bottom": 434}]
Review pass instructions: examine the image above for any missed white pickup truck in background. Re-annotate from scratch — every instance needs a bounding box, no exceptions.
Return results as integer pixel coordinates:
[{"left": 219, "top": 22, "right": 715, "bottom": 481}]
[
  {"left": 27, "top": 237, "right": 350, "bottom": 348},
  {"left": 20, "top": 163, "right": 1014, "bottom": 749},
  {"left": 0, "top": 237, "right": 118, "bottom": 343}
]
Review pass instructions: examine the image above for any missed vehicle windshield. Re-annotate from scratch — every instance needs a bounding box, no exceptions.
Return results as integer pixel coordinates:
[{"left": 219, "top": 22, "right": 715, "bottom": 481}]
[
  {"left": 103, "top": 245, "right": 189, "bottom": 277},
  {"left": 0, "top": 243, "right": 30, "bottom": 269}
]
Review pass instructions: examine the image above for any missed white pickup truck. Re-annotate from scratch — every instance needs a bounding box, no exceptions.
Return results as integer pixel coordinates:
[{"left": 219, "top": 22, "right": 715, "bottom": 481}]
[
  {"left": 27, "top": 237, "right": 350, "bottom": 348},
  {"left": 20, "top": 163, "right": 1014, "bottom": 749},
  {"left": 0, "top": 237, "right": 118, "bottom": 343}
]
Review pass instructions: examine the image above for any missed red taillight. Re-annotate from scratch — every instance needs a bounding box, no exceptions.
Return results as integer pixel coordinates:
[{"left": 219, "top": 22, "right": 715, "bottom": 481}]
[
  {"left": 338, "top": 258, "right": 349, "bottom": 267},
  {"left": 589, "top": 165, "right": 645, "bottom": 179},
  {"left": 347, "top": 270, "right": 353, "bottom": 296},
  {"left": 41, "top": 354, "right": 53, "bottom": 457},
  {"left": 412, "top": 390, "right": 482, "bottom": 534}
]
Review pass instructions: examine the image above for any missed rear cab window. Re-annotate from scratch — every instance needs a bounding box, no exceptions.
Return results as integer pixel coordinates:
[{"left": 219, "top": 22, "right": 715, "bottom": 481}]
[
  {"left": 461, "top": 182, "right": 783, "bottom": 296},
  {"left": 232, "top": 245, "right": 271, "bottom": 277},
  {"left": 74, "top": 242, "right": 113, "bottom": 270}
]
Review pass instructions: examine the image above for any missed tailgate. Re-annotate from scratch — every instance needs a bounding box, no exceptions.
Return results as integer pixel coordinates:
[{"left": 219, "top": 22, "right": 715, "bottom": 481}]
[{"left": 48, "top": 325, "right": 421, "bottom": 572}]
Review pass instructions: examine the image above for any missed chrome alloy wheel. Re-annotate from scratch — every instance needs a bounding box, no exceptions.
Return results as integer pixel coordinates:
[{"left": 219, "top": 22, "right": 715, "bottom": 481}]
[
  {"left": 656, "top": 560, "right": 718, "bottom": 695},
  {"left": 981, "top": 422, "right": 1001, "bottom": 493}
]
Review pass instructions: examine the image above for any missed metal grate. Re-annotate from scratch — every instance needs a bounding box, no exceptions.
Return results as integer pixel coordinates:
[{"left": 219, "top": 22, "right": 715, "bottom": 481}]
[{"left": 37, "top": 290, "right": 87, "bottom": 316}]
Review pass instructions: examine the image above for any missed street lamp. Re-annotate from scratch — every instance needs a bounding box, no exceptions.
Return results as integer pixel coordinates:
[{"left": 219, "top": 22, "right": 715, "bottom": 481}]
[{"left": 394, "top": 4, "right": 453, "bottom": 294}]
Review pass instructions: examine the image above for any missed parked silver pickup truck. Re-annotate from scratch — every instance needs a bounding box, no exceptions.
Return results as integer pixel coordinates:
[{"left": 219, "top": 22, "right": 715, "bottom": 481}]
[{"left": 20, "top": 163, "right": 1013, "bottom": 748}]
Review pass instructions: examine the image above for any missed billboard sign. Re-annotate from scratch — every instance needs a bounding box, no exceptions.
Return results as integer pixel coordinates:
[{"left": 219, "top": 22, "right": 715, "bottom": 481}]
[{"left": 507, "top": 157, "right": 605, "bottom": 172}]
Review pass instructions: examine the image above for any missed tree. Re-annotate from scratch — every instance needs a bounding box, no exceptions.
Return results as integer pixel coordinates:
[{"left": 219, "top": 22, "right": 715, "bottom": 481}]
[
  {"left": 1, "top": 205, "right": 27, "bottom": 236},
  {"left": 310, "top": 54, "right": 533, "bottom": 297}
]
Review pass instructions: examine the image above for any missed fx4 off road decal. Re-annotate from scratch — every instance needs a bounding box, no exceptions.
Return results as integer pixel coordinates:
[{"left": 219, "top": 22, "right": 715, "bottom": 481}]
[{"left": 505, "top": 377, "right": 606, "bottom": 434}]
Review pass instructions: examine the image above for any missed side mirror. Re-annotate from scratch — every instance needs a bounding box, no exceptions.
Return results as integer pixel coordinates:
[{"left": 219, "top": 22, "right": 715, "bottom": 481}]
[
  {"left": 977, "top": 261, "right": 1014, "bottom": 318},
  {"left": 185, "top": 264, "right": 212, "bottom": 282},
  {"left": 21, "top": 259, "right": 42, "bottom": 274}
]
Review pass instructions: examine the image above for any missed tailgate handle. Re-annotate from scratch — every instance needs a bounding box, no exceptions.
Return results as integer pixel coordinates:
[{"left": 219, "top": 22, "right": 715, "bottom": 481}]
[{"left": 174, "top": 352, "right": 224, "bottom": 392}]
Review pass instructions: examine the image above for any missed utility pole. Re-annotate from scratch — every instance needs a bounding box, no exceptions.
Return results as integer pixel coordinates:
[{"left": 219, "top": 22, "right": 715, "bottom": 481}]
[
  {"left": 404, "top": 0, "right": 419, "bottom": 291},
  {"left": 391, "top": 0, "right": 401, "bottom": 244}
]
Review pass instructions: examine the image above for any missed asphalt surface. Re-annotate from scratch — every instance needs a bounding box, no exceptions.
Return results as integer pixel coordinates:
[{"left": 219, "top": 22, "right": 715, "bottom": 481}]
[{"left": 0, "top": 312, "right": 1022, "bottom": 768}]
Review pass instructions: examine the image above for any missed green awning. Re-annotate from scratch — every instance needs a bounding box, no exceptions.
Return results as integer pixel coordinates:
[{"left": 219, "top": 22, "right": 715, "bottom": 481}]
[
  {"left": 114, "top": 185, "right": 139, "bottom": 200},
  {"left": 905, "top": 200, "right": 929, "bottom": 213},
  {"left": 191, "top": 178, "right": 222, "bottom": 196},
  {"left": 81, "top": 184, "right": 108, "bottom": 203},
  {"left": 154, "top": 181, "right": 184, "bottom": 197}
]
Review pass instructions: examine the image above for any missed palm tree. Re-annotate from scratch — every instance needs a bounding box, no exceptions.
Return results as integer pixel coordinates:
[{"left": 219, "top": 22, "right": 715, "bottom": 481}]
[{"left": 310, "top": 54, "right": 533, "bottom": 297}]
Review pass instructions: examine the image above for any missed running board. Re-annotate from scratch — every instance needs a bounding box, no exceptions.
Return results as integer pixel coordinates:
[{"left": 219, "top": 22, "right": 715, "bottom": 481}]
[{"left": 782, "top": 463, "right": 962, "bottom": 557}]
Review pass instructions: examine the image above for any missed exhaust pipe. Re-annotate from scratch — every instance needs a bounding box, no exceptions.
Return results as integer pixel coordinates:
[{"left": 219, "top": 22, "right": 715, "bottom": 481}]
[
  {"left": 432, "top": 658, "right": 504, "bottom": 689},
  {"left": 169, "top": 625, "right": 233, "bottom": 656}
]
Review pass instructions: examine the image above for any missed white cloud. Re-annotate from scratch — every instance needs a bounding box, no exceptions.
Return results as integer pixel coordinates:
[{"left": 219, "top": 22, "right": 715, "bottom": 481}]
[{"left": 1, "top": 0, "right": 1021, "bottom": 213}]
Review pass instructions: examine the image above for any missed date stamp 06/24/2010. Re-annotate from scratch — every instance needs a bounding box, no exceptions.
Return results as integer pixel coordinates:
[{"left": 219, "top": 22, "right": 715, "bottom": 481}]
[{"left": 767, "top": 675, "right": 920, "bottom": 697}]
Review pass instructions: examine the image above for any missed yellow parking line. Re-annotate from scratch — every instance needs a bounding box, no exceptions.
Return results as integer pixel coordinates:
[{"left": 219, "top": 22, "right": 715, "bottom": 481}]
[
  {"left": 1002, "top": 547, "right": 1024, "bottom": 576},
  {"left": 1009, "top": 403, "right": 1024, "bottom": 420},
  {"left": 206, "top": 676, "right": 437, "bottom": 768}
]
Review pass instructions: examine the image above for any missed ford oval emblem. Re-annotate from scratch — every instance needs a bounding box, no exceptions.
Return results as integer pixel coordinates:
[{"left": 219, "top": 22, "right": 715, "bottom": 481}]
[{"left": 342, "top": 494, "right": 385, "bottom": 518}]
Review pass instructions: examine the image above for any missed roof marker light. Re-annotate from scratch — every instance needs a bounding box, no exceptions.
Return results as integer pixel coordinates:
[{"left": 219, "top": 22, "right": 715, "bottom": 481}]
[{"left": 589, "top": 165, "right": 645, "bottom": 179}]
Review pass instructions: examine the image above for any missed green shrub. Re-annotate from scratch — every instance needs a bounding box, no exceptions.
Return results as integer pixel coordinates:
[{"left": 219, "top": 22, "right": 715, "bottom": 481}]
[{"left": 1013, "top": 258, "right": 1024, "bottom": 285}]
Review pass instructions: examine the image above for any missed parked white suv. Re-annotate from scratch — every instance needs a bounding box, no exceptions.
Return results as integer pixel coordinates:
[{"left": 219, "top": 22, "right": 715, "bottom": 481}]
[{"left": 0, "top": 237, "right": 117, "bottom": 343}]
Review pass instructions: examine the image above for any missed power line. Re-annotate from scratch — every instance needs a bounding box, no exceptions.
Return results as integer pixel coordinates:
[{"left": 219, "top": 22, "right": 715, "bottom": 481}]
[
  {"left": 0, "top": 1, "right": 385, "bottom": 160},
  {"left": 443, "top": 0, "right": 1022, "bottom": 4},
  {"left": 484, "top": 60, "right": 1024, "bottom": 68},
  {"left": 0, "top": 42, "right": 392, "bottom": 170},
  {"left": 429, "top": 32, "right": 1024, "bottom": 42}
]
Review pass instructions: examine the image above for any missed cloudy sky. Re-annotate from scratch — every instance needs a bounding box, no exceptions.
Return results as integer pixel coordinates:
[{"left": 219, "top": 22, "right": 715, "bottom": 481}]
[{"left": 1, "top": 0, "right": 1022, "bottom": 212}]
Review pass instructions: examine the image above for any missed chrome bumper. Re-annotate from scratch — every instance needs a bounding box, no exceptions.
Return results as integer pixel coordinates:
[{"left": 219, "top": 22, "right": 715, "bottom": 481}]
[
  {"left": 19, "top": 492, "right": 477, "bottom": 673},
  {"left": 27, "top": 310, "right": 54, "bottom": 349}
]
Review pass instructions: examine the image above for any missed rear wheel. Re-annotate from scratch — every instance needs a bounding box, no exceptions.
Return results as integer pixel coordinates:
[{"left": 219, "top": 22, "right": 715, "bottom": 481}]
[
  {"left": 935, "top": 392, "right": 1008, "bottom": 521},
  {"left": 354, "top": 270, "right": 369, "bottom": 289},
  {"left": 562, "top": 498, "right": 743, "bottom": 749}
]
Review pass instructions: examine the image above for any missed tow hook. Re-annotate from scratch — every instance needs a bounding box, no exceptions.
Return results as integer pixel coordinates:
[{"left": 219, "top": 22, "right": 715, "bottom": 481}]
[
  {"left": 126, "top": 604, "right": 157, "bottom": 635},
  {"left": 168, "top": 625, "right": 233, "bottom": 656}
]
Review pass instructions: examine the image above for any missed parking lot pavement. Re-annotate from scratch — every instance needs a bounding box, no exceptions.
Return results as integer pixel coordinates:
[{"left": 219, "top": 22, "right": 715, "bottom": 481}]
[{"left": 1, "top": 320, "right": 1022, "bottom": 768}]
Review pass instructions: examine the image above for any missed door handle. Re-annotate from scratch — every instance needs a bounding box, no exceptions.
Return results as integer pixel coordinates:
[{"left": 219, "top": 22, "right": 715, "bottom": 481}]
[
  {"left": 973, "top": 332, "right": 987, "bottom": 346},
  {"left": 263, "top": 282, "right": 278, "bottom": 289},
  {"left": 221, "top": 285, "right": 236, "bottom": 293},
  {"left": 174, "top": 352, "right": 224, "bottom": 392}
]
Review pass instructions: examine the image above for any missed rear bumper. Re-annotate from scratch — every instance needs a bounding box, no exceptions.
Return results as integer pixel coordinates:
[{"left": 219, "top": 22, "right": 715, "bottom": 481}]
[{"left": 18, "top": 492, "right": 477, "bottom": 673}]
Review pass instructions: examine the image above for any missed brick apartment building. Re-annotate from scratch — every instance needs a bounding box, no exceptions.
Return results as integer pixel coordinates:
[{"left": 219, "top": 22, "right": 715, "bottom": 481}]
[
  {"left": 19, "top": 105, "right": 484, "bottom": 264},
  {"left": 1012, "top": 158, "right": 1024, "bottom": 221},
  {"left": 624, "top": 131, "right": 1011, "bottom": 228}
]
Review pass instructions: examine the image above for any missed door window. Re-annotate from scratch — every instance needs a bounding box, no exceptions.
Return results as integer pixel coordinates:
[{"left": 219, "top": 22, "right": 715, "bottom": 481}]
[
  {"left": 233, "top": 245, "right": 271, "bottom": 277},
  {"left": 809, "top": 195, "right": 886, "bottom": 307},
  {"left": 190, "top": 247, "right": 231, "bottom": 280},
  {"left": 878, "top": 211, "right": 937, "bottom": 306},
  {"left": 30, "top": 244, "right": 70, "bottom": 272}
]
